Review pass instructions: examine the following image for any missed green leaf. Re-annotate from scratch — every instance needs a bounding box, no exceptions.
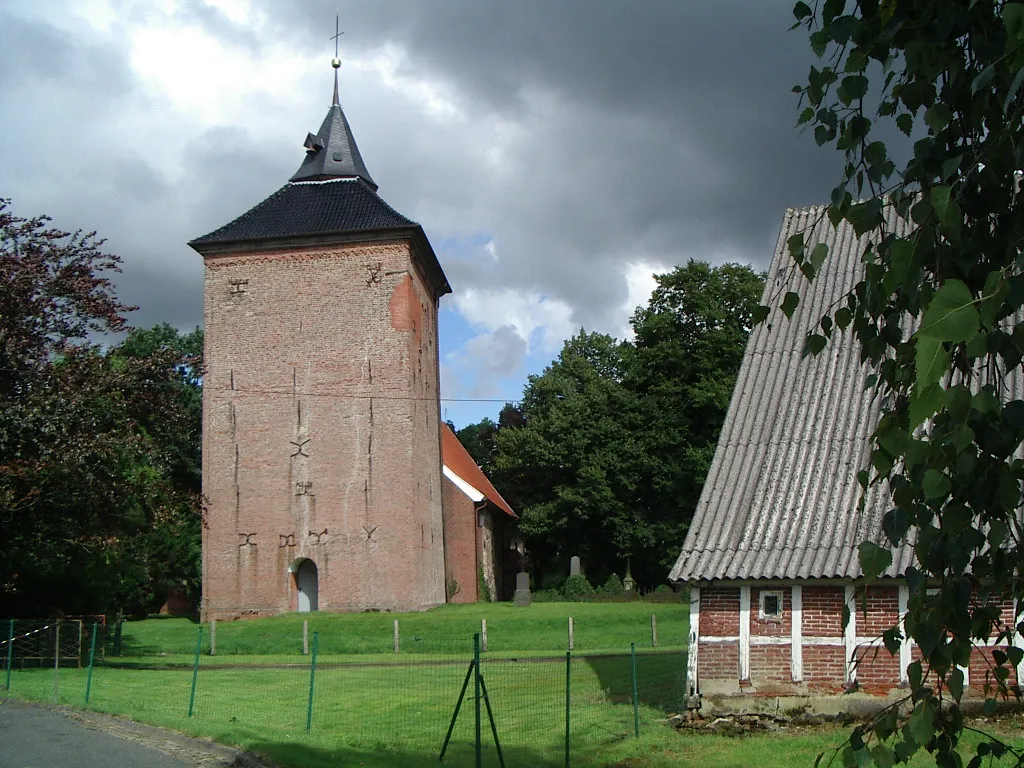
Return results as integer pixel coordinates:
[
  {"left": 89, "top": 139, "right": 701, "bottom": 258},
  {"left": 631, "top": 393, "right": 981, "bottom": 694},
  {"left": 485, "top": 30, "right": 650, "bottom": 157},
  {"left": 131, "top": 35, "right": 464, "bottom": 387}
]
[
  {"left": 923, "top": 469, "right": 951, "bottom": 500},
  {"left": 883, "top": 627, "right": 902, "bottom": 656},
  {"left": 781, "top": 291, "right": 801, "bottom": 318},
  {"left": 886, "top": 238, "right": 915, "bottom": 290},
  {"left": 979, "top": 270, "right": 1004, "bottom": 328},
  {"left": 859, "top": 541, "right": 893, "bottom": 579},
  {"left": 908, "top": 702, "right": 935, "bottom": 745},
  {"left": 830, "top": 15, "right": 857, "bottom": 44},
  {"left": 971, "top": 65, "right": 997, "bottom": 95},
  {"left": 896, "top": 113, "right": 914, "bottom": 136},
  {"left": 895, "top": 740, "right": 919, "bottom": 763},
  {"left": 908, "top": 661, "right": 923, "bottom": 690},
  {"left": 845, "top": 51, "right": 868, "bottom": 72},
  {"left": 1003, "top": 66, "right": 1024, "bottom": 114},
  {"left": 804, "top": 333, "right": 828, "bottom": 357},
  {"left": 842, "top": 75, "right": 869, "bottom": 99},
  {"left": 987, "top": 519, "right": 1008, "bottom": 549},
  {"left": 871, "top": 744, "right": 895, "bottom": 768},
  {"left": 1004, "top": 3, "right": 1024, "bottom": 40},
  {"left": 751, "top": 304, "right": 771, "bottom": 325},
  {"left": 873, "top": 448, "right": 894, "bottom": 476},
  {"left": 915, "top": 336, "right": 949, "bottom": 389},
  {"left": 835, "top": 307, "right": 853, "bottom": 330},
  {"left": 929, "top": 185, "right": 957, "bottom": 230},
  {"left": 947, "top": 667, "right": 964, "bottom": 700},
  {"left": 809, "top": 242, "right": 829, "bottom": 271},
  {"left": 793, "top": 0, "right": 812, "bottom": 20},
  {"left": 924, "top": 104, "right": 952, "bottom": 133},
  {"left": 909, "top": 383, "right": 948, "bottom": 428},
  {"left": 810, "top": 30, "right": 829, "bottom": 58},
  {"left": 917, "top": 280, "right": 979, "bottom": 343},
  {"left": 788, "top": 232, "right": 805, "bottom": 261},
  {"left": 943, "top": 503, "right": 972, "bottom": 534},
  {"left": 883, "top": 507, "right": 910, "bottom": 545}
]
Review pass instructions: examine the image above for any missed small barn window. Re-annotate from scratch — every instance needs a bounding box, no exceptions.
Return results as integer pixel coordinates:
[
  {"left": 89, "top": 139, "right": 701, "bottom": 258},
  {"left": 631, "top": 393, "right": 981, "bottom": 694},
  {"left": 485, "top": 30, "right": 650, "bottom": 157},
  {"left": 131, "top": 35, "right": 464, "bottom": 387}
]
[{"left": 759, "top": 590, "right": 784, "bottom": 619}]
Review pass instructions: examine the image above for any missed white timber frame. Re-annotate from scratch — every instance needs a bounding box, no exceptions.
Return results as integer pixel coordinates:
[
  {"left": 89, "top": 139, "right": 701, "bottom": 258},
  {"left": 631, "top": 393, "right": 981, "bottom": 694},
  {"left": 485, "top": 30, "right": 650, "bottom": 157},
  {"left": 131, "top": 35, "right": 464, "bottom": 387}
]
[
  {"left": 791, "top": 584, "right": 803, "bottom": 682},
  {"left": 898, "top": 584, "right": 911, "bottom": 684},
  {"left": 844, "top": 584, "right": 857, "bottom": 684},
  {"left": 739, "top": 585, "right": 751, "bottom": 681},
  {"left": 687, "top": 587, "right": 700, "bottom": 694},
  {"left": 1015, "top": 598, "right": 1024, "bottom": 687}
]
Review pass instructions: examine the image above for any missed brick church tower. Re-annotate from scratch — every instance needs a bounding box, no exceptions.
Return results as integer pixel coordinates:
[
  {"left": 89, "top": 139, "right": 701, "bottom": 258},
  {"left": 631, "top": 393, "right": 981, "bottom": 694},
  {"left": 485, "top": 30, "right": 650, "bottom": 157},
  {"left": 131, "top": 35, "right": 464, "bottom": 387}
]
[{"left": 190, "top": 58, "right": 451, "bottom": 619}]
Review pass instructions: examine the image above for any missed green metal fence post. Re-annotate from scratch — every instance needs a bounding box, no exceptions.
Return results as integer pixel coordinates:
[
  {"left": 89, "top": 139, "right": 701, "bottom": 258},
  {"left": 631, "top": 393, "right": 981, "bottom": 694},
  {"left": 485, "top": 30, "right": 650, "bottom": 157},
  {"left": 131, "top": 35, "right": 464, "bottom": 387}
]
[
  {"left": 474, "top": 632, "right": 482, "bottom": 768},
  {"left": 84, "top": 623, "right": 98, "bottom": 704},
  {"left": 565, "top": 651, "right": 571, "bottom": 768},
  {"left": 4, "top": 619, "right": 13, "bottom": 692},
  {"left": 188, "top": 626, "right": 203, "bottom": 717},
  {"left": 53, "top": 621, "right": 60, "bottom": 705},
  {"left": 630, "top": 642, "right": 639, "bottom": 738},
  {"left": 305, "top": 632, "right": 319, "bottom": 732}
]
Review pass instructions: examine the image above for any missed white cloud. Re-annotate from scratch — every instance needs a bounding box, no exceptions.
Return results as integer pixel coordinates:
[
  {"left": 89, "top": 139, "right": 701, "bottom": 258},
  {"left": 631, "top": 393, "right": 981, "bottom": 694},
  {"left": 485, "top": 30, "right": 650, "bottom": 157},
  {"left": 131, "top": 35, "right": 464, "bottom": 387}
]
[
  {"left": 454, "top": 288, "right": 575, "bottom": 357},
  {"left": 617, "top": 261, "right": 666, "bottom": 339}
]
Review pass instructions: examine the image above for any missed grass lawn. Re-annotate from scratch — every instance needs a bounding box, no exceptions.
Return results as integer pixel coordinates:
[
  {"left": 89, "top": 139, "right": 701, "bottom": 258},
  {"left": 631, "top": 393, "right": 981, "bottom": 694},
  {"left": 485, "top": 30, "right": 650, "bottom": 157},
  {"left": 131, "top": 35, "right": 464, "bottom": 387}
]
[
  {"left": 107, "top": 601, "right": 687, "bottom": 664},
  {"left": 7, "top": 647, "right": 685, "bottom": 766},
  {"left": 8, "top": 601, "right": 1023, "bottom": 767},
  {"left": 6, "top": 662, "right": 1024, "bottom": 768}
]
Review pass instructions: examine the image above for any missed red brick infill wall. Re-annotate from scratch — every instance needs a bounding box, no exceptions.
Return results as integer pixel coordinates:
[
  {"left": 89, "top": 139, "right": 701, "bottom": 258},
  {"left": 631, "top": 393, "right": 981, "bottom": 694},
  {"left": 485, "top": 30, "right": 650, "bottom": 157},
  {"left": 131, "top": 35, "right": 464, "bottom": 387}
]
[{"left": 694, "top": 581, "right": 1020, "bottom": 696}]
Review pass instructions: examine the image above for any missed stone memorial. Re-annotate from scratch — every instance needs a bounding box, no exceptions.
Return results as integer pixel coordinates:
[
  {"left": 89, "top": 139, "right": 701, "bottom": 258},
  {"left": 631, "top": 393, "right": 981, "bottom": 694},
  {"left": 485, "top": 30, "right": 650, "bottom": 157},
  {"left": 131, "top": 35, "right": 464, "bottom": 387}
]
[
  {"left": 513, "top": 571, "right": 532, "bottom": 607},
  {"left": 569, "top": 555, "right": 581, "bottom": 577}
]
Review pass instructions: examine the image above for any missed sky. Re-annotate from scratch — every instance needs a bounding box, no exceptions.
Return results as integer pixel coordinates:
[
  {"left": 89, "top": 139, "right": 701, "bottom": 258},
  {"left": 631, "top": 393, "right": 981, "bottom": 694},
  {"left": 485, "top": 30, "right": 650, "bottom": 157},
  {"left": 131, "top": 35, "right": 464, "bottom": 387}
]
[{"left": 1, "top": 0, "right": 843, "bottom": 427}]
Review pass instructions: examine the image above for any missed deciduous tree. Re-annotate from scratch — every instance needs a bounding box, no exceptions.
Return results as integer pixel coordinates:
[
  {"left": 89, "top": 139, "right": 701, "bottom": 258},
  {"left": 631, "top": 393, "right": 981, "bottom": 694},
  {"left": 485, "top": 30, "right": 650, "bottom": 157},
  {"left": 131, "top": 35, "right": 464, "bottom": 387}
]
[
  {"left": 0, "top": 200, "right": 202, "bottom": 616},
  {"left": 787, "top": 2, "right": 1024, "bottom": 764}
]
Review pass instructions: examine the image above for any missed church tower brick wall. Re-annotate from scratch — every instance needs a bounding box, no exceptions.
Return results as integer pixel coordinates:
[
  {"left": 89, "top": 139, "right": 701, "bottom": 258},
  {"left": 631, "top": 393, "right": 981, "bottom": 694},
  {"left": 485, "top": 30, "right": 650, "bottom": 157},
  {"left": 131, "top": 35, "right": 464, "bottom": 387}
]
[{"left": 200, "top": 238, "right": 446, "bottom": 618}]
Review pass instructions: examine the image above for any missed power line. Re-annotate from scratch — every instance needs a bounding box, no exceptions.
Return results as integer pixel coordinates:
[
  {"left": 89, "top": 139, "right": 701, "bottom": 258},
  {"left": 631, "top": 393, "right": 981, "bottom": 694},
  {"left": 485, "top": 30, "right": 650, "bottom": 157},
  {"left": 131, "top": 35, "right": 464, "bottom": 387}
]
[
  {"left": 207, "top": 384, "right": 520, "bottom": 404},
  {"left": 0, "top": 367, "right": 521, "bottom": 404}
]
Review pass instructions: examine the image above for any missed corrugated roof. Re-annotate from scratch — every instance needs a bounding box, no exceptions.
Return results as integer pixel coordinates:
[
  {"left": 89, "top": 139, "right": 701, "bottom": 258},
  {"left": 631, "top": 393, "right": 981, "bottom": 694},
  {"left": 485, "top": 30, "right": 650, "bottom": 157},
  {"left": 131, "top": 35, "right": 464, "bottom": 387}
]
[
  {"left": 670, "top": 205, "right": 916, "bottom": 582},
  {"left": 441, "top": 423, "right": 517, "bottom": 519},
  {"left": 189, "top": 178, "right": 415, "bottom": 247}
]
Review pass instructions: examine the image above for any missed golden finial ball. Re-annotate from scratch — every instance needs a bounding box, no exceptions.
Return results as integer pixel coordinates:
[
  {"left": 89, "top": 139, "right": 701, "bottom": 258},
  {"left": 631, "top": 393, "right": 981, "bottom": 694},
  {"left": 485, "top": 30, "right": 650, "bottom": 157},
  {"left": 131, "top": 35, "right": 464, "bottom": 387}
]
[{"left": 331, "top": 57, "right": 341, "bottom": 69}]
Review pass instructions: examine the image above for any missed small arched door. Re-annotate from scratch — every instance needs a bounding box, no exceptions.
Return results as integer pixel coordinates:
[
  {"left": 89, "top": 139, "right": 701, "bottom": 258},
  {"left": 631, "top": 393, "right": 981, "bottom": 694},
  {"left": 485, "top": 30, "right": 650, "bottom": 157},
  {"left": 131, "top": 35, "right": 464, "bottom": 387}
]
[{"left": 296, "top": 559, "right": 318, "bottom": 612}]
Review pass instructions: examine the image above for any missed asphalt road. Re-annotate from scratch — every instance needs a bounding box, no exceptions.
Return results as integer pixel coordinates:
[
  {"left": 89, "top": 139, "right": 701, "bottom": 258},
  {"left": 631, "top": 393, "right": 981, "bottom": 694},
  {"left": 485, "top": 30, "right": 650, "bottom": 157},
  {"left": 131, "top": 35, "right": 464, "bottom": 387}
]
[{"left": 0, "top": 700, "right": 256, "bottom": 768}]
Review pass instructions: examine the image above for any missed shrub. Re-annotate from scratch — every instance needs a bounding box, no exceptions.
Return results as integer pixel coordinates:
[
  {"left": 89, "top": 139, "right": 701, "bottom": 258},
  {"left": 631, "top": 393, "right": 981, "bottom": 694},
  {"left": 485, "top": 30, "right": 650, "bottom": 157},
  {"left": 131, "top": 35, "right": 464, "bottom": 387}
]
[
  {"left": 561, "top": 574, "right": 595, "bottom": 602},
  {"left": 600, "top": 573, "right": 624, "bottom": 596},
  {"left": 643, "top": 585, "right": 682, "bottom": 603},
  {"left": 531, "top": 589, "right": 561, "bottom": 602}
]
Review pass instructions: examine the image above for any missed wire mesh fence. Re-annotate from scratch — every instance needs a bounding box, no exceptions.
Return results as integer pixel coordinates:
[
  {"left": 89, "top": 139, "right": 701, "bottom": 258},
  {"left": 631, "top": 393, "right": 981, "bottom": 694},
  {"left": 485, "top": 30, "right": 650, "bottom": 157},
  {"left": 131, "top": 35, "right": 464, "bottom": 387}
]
[{"left": 2, "top": 619, "right": 689, "bottom": 767}]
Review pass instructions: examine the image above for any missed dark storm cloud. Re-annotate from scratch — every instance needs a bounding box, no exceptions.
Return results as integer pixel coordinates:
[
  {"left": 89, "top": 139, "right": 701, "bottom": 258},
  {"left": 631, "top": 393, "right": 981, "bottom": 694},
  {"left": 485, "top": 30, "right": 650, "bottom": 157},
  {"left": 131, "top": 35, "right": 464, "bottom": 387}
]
[
  {"left": 2, "top": 0, "right": 848, "bottom": 361},
  {"left": 262, "top": 0, "right": 842, "bottom": 331}
]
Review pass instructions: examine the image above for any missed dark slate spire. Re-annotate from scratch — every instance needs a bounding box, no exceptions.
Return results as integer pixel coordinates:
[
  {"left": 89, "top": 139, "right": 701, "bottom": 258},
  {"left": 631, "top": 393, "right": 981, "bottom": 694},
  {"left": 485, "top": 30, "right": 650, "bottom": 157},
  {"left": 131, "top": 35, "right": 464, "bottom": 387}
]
[{"left": 290, "top": 58, "right": 377, "bottom": 190}]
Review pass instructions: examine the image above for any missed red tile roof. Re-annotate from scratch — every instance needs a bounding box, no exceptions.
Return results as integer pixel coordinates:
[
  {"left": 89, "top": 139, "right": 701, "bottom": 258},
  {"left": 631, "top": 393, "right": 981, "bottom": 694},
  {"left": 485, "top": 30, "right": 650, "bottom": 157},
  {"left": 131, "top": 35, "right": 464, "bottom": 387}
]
[{"left": 441, "top": 423, "right": 516, "bottom": 518}]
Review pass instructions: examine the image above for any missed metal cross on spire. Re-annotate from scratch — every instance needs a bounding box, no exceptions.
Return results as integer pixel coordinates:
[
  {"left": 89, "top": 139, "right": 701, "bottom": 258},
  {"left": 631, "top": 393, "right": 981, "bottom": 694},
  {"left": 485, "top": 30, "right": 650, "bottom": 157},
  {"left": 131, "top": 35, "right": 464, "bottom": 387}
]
[{"left": 330, "top": 12, "right": 344, "bottom": 106}]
